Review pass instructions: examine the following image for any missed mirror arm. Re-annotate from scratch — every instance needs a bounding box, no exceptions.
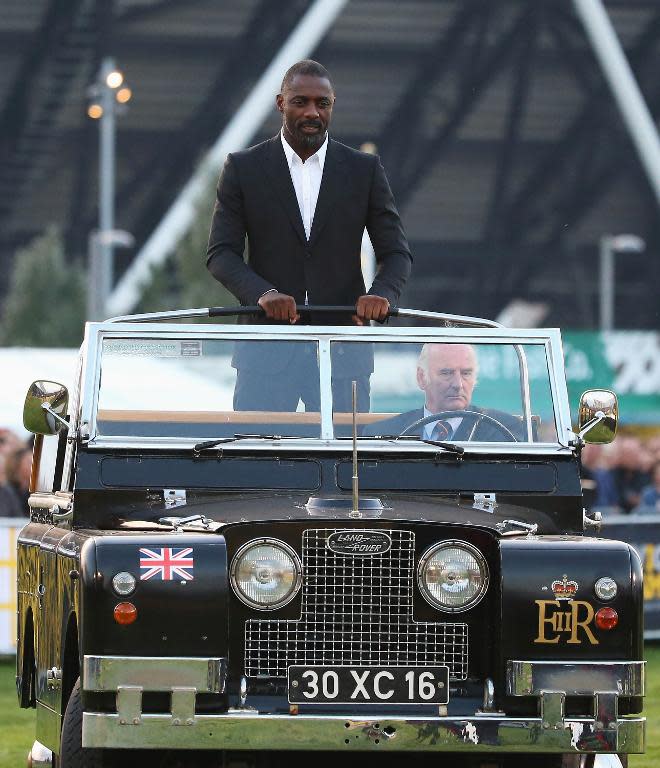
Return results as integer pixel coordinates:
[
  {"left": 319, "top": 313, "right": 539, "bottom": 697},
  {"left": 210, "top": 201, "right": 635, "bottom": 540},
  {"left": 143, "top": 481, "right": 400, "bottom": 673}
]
[
  {"left": 577, "top": 410, "right": 606, "bottom": 440},
  {"left": 40, "top": 402, "right": 70, "bottom": 431}
]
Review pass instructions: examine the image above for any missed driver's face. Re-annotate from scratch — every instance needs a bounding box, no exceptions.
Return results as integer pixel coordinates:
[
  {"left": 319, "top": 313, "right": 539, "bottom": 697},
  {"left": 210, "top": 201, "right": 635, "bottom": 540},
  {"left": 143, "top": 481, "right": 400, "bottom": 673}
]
[{"left": 417, "top": 344, "right": 478, "bottom": 412}]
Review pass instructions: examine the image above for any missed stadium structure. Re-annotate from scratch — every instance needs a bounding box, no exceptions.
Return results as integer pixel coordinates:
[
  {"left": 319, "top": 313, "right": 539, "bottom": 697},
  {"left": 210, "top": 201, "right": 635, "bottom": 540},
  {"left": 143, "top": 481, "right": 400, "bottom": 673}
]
[{"left": 0, "top": 0, "right": 658, "bottom": 328}]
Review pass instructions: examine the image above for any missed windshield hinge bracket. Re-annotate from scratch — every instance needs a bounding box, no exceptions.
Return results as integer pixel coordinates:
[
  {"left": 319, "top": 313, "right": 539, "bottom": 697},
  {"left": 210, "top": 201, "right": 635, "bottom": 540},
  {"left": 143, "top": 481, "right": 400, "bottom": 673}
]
[
  {"left": 473, "top": 493, "right": 497, "bottom": 512},
  {"left": 164, "top": 489, "right": 187, "bottom": 509},
  {"left": 496, "top": 519, "right": 538, "bottom": 536}
]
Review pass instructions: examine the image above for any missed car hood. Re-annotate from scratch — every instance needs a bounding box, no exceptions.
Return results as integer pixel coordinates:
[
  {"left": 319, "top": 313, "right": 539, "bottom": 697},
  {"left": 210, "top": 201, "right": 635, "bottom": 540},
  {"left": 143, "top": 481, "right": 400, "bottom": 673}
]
[{"left": 105, "top": 490, "right": 563, "bottom": 536}]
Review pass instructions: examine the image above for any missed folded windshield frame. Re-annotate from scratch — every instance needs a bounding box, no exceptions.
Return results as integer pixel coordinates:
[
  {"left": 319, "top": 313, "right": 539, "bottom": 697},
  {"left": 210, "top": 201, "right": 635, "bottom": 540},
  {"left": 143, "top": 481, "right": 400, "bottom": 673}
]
[{"left": 79, "top": 322, "right": 574, "bottom": 454}]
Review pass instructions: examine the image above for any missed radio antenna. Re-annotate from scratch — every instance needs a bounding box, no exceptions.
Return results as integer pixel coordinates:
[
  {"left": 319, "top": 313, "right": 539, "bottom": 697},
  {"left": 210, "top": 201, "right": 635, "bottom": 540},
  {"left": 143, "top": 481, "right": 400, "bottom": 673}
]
[{"left": 351, "top": 380, "right": 359, "bottom": 516}]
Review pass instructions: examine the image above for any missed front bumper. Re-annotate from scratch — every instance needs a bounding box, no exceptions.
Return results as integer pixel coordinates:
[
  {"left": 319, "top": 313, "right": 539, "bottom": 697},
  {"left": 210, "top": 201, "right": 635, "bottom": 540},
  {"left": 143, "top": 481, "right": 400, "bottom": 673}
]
[
  {"left": 83, "top": 711, "right": 645, "bottom": 753},
  {"left": 81, "top": 656, "right": 645, "bottom": 754}
]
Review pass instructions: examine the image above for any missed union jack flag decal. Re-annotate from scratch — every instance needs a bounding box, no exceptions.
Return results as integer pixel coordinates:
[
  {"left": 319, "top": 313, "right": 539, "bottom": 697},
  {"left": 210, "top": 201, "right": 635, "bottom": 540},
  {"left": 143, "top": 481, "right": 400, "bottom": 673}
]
[{"left": 139, "top": 547, "right": 194, "bottom": 581}]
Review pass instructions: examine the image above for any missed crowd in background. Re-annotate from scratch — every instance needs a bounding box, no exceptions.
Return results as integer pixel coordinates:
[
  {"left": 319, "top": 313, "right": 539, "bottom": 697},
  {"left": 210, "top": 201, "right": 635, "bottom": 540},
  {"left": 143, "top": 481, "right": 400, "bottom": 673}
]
[
  {"left": 0, "top": 428, "right": 32, "bottom": 517},
  {"left": 581, "top": 435, "right": 660, "bottom": 515}
]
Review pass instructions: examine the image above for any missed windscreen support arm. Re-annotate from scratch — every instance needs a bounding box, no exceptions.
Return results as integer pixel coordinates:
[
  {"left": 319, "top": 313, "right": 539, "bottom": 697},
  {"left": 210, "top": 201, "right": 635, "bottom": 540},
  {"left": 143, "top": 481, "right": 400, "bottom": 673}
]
[{"left": 106, "top": 306, "right": 507, "bottom": 327}]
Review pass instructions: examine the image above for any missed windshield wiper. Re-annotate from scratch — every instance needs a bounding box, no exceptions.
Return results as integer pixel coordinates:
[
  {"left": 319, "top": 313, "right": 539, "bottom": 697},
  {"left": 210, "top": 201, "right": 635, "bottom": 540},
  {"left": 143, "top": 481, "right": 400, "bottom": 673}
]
[
  {"left": 193, "top": 434, "right": 303, "bottom": 453},
  {"left": 363, "top": 434, "right": 465, "bottom": 455}
]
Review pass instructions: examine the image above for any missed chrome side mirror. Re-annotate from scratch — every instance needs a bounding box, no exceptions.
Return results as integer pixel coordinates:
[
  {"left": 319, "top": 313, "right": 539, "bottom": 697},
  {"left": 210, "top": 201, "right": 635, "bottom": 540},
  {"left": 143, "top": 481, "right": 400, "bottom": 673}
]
[
  {"left": 577, "top": 389, "right": 618, "bottom": 444},
  {"left": 23, "top": 381, "right": 69, "bottom": 435}
]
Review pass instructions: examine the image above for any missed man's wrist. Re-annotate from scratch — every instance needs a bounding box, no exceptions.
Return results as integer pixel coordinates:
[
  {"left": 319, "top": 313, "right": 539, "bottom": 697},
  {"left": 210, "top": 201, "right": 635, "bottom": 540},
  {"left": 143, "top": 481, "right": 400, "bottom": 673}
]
[{"left": 257, "top": 288, "right": 278, "bottom": 303}]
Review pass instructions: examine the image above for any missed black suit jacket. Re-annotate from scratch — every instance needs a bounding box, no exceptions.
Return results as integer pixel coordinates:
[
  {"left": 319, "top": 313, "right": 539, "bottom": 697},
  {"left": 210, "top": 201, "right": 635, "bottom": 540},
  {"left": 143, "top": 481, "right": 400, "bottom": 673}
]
[
  {"left": 362, "top": 407, "right": 525, "bottom": 442},
  {"left": 206, "top": 135, "right": 412, "bottom": 322}
]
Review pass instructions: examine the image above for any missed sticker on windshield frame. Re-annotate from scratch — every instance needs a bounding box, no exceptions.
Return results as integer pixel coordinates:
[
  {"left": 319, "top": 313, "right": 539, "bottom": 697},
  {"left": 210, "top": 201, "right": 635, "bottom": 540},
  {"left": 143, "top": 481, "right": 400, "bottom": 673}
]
[{"left": 104, "top": 340, "right": 202, "bottom": 358}]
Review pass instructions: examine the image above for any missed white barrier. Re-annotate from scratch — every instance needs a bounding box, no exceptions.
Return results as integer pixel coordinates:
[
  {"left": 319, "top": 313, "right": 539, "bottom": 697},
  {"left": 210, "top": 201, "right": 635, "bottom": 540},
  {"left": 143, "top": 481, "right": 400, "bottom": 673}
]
[{"left": 0, "top": 517, "right": 29, "bottom": 654}]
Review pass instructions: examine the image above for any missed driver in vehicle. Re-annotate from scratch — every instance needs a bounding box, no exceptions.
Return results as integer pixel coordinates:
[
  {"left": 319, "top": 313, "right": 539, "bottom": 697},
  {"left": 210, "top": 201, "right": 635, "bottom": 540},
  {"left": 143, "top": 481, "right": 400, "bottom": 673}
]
[{"left": 364, "top": 342, "right": 523, "bottom": 441}]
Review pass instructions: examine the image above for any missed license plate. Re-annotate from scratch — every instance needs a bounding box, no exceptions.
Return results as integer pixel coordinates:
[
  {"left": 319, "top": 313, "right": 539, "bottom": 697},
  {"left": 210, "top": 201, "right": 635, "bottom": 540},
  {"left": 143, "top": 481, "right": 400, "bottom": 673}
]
[{"left": 287, "top": 665, "right": 449, "bottom": 704}]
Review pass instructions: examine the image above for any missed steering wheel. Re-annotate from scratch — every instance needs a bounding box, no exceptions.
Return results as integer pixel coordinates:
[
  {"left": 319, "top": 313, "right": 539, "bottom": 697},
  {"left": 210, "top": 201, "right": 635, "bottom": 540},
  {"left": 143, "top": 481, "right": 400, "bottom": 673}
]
[{"left": 398, "top": 409, "right": 519, "bottom": 442}]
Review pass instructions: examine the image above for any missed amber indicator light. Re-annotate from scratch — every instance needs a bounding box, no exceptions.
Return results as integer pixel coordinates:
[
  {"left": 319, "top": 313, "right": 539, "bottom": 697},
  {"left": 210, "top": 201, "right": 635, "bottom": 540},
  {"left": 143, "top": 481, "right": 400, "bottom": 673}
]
[
  {"left": 595, "top": 606, "right": 618, "bottom": 630},
  {"left": 113, "top": 602, "right": 137, "bottom": 625}
]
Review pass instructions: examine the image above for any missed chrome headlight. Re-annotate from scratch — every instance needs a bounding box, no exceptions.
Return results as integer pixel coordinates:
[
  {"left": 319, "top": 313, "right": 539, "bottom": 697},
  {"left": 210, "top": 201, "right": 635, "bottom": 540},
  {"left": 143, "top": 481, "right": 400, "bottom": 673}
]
[
  {"left": 418, "top": 540, "right": 489, "bottom": 612},
  {"left": 231, "top": 539, "right": 302, "bottom": 610}
]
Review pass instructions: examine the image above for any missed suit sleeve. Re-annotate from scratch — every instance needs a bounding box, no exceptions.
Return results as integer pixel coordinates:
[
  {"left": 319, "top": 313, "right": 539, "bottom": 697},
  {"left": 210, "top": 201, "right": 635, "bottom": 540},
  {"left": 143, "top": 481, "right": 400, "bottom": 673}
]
[
  {"left": 206, "top": 154, "right": 276, "bottom": 305},
  {"left": 365, "top": 156, "right": 413, "bottom": 305}
]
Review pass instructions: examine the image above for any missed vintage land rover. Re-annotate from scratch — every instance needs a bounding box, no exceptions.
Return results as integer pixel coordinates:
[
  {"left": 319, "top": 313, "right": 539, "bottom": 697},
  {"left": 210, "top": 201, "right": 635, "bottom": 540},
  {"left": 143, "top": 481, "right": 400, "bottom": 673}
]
[{"left": 16, "top": 306, "right": 644, "bottom": 768}]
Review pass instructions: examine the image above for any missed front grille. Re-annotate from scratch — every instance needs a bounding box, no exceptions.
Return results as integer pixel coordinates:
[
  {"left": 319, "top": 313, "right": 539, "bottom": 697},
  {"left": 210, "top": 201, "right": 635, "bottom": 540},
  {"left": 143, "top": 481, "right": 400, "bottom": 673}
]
[{"left": 245, "top": 529, "right": 469, "bottom": 679}]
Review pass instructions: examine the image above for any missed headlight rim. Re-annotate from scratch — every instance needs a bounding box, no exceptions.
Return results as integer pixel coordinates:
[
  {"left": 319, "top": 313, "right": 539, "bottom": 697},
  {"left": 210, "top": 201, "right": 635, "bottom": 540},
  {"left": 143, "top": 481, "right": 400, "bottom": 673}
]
[
  {"left": 230, "top": 537, "right": 302, "bottom": 611},
  {"left": 594, "top": 576, "right": 618, "bottom": 601},
  {"left": 111, "top": 570, "right": 137, "bottom": 597},
  {"left": 417, "top": 539, "right": 489, "bottom": 613}
]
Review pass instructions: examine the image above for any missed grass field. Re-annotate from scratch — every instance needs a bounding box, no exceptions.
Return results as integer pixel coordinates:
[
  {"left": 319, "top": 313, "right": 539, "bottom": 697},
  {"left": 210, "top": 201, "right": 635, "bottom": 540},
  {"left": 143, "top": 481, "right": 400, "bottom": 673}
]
[{"left": 0, "top": 649, "right": 658, "bottom": 767}]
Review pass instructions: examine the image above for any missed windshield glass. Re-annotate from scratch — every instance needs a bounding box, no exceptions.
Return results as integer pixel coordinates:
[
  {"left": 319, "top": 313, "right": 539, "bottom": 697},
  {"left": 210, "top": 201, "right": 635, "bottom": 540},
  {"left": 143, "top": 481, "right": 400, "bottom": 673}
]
[
  {"left": 331, "top": 340, "right": 557, "bottom": 443},
  {"left": 96, "top": 338, "right": 322, "bottom": 439},
  {"left": 94, "top": 336, "right": 558, "bottom": 444}
]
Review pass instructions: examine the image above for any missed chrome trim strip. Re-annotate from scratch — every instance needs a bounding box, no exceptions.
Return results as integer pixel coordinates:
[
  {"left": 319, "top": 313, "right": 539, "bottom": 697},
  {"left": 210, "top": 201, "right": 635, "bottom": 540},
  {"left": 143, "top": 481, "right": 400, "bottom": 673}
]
[
  {"left": 104, "top": 307, "right": 506, "bottom": 327},
  {"left": 91, "top": 325, "right": 556, "bottom": 340},
  {"left": 35, "top": 701, "right": 61, "bottom": 753},
  {"left": 318, "top": 338, "right": 333, "bottom": 440},
  {"left": 107, "top": 308, "right": 211, "bottom": 323},
  {"left": 84, "top": 438, "right": 571, "bottom": 455},
  {"left": 61, "top": 345, "right": 85, "bottom": 488},
  {"left": 393, "top": 308, "right": 504, "bottom": 328},
  {"left": 546, "top": 331, "right": 575, "bottom": 447},
  {"left": 507, "top": 660, "right": 645, "bottom": 697},
  {"left": 82, "top": 656, "right": 227, "bottom": 694},
  {"left": 82, "top": 711, "right": 645, "bottom": 753},
  {"left": 82, "top": 325, "right": 102, "bottom": 444},
  {"left": 513, "top": 343, "right": 533, "bottom": 441}
]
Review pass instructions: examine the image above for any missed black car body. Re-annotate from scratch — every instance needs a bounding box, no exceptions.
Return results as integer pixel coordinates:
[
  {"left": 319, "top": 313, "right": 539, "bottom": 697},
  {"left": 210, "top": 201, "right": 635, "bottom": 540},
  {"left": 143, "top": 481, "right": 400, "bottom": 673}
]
[{"left": 16, "top": 307, "right": 644, "bottom": 767}]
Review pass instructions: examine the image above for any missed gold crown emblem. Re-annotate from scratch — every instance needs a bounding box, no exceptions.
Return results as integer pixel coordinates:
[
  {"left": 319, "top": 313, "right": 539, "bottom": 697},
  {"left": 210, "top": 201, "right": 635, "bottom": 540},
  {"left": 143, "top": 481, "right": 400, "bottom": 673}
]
[{"left": 551, "top": 575, "right": 578, "bottom": 600}]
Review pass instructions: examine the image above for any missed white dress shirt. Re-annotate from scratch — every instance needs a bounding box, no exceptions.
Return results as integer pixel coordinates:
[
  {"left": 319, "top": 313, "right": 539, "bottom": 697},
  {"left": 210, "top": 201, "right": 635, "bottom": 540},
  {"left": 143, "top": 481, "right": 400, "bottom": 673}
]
[{"left": 280, "top": 129, "right": 328, "bottom": 241}]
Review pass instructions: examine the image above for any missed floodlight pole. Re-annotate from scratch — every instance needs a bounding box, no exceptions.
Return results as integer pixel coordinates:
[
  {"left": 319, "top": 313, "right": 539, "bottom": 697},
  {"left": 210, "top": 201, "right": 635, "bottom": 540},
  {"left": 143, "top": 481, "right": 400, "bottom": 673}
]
[
  {"left": 87, "top": 58, "right": 134, "bottom": 320},
  {"left": 99, "top": 57, "right": 116, "bottom": 298}
]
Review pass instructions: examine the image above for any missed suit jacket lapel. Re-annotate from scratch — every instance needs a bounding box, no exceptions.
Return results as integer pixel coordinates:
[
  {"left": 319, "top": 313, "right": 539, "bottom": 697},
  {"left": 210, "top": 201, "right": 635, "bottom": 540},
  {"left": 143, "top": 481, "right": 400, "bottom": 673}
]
[
  {"left": 308, "top": 139, "right": 347, "bottom": 247},
  {"left": 260, "top": 136, "right": 306, "bottom": 244}
]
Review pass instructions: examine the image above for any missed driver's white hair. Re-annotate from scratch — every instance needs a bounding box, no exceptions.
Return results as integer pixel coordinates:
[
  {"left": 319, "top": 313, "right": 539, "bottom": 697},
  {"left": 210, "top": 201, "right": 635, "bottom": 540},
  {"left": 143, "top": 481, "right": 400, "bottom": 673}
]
[{"left": 417, "top": 343, "right": 479, "bottom": 378}]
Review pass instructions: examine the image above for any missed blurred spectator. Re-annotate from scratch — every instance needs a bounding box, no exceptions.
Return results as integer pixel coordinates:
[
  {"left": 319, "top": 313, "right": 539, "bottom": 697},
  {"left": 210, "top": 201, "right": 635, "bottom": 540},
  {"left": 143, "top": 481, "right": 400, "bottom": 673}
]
[
  {"left": 612, "top": 437, "right": 652, "bottom": 513},
  {"left": 581, "top": 433, "right": 660, "bottom": 516},
  {"left": 646, "top": 435, "right": 660, "bottom": 464},
  {"left": 0, "top": 428, "right": 30, "bottom": 518},
  {"left": 636, "top": 461, "right": 660, "bottom": 515},
  {"left": 0, "top": 427, "right": 23, "bottom": 462},
  {"left": 581, "top": 443, "right": 620, "bottom": 510}
]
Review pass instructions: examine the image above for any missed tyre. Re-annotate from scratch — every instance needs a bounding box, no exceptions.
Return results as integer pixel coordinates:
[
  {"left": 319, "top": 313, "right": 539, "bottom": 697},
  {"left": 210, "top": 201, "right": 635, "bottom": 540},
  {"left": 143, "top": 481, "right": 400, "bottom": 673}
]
[{"left": 59, "top": 677, "right": 105, "bottom": 768}]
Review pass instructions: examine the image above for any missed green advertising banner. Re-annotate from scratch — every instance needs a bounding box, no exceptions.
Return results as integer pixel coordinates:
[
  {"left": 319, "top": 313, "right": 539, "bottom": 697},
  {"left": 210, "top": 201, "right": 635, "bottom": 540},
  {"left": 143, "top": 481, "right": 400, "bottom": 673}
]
[{"left": 563, "top": 332, "right": 660, "bottom": 425}]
